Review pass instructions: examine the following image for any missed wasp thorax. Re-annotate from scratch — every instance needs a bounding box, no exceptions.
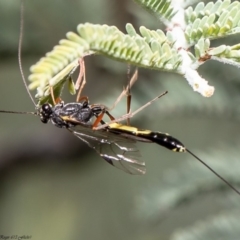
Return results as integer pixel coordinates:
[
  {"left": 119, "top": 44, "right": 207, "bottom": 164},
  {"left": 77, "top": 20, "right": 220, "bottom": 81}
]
[{"left": 39, "top": 103, "right": 53, "bottom": 123}]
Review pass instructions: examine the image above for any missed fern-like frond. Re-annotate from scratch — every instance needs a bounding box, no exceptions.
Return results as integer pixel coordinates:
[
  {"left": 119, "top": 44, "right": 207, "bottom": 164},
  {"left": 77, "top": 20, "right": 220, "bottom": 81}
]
[
  {"left": 194, "top": 40, "right": 240, "bottom": 68},
  {"left": 28, "top": 34, "right": 90, "bottom": 102},
  {"left": 29, "top": 1, "right": 240, "bottom": 103},
  {"left": 77, "top": 23, "right": 182, "bottom": 70},
  {"left": 29, "top": 23, "right": 182, "bottom": 104},
  {"left": 209, "top": 43, "right": 240, "bottom": 67},
  {"left": 194, "top": 38, "right": 210, "bottom": 59},
  {"left": 185, "top": 0, "right": 240, "bottom": 45},
  {"left": 133, "top": 0, "right": 177, "bottom": 22}
]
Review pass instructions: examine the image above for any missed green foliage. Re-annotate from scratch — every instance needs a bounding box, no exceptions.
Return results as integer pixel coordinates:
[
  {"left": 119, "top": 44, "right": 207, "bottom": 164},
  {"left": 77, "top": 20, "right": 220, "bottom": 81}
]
[
  {"left": 132, "top": 0, "right": 177, "bottom": 21},
  {"left": 29, "top": 23, "right": 183, "bottom": 103},
  {"left": 28, "top": 0, "right": 240, "bottom": 104},
  {"left": 185, "top": 0, "right": 240, "bottom": 44},
  {"left": 28, "top": 34, "right": 88, "bottom": 101}
]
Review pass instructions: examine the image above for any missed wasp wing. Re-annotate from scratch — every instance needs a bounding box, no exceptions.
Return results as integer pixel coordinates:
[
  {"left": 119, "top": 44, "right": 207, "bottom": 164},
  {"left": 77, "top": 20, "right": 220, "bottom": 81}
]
[{"left": 68, "top": 125, "right": 146, "bottom": 175}]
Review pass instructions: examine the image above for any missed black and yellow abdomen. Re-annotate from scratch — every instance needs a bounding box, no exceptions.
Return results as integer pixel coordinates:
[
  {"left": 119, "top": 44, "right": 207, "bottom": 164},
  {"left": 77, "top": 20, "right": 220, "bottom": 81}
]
[
  {"left": 138, "top": 131, "right": 186, "bottom": 152},
  {"left": 107, "top": 123, "right": 186, "bottom": 152}
]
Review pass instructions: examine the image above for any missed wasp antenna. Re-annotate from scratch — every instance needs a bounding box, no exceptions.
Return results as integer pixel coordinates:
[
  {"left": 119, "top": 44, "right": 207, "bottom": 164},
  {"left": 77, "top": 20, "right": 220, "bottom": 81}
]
[
  {"left": 18, "top": 0, "right": 36, "bottom": 107},
  {"left": 0, "top": 110, "right": 37, "bottom": 115},
  {"left": 186, "top": 149, "right": 240, "bottom": 195}
]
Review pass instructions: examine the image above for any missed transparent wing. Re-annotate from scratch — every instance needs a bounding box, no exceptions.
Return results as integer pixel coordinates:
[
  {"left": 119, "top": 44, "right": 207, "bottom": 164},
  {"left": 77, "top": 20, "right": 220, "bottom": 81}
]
[{"left": 67, "top": 125, "right": 146, "bottom": 175}]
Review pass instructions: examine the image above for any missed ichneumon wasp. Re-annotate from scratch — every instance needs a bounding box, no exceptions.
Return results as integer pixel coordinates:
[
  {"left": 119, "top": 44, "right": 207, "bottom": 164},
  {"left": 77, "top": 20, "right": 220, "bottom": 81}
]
[{"left": 0, "top": 1, "right": 240, "bottom": 196}]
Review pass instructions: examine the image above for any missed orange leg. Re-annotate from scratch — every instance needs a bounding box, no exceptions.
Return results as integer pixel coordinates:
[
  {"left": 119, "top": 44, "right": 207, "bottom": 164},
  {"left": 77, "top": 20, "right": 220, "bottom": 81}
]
[
  {"left": 77, "top": 96, "right": 89, "bottom": 103},
  {"left": 108, "top": 69, "right": 138, "bottom": 112},
  {"left": 92, "top": 112, "right": 105, "bottom": 129},
  {"left": 126, "top": 80, "right": 132, "bottom": 126},
  {"left": 50, "top": 86, "right": 62, "bottom": 105},
  {"left": 93, "top": 68, "right": 138, "bottom": 130},
  {"left": 94, "top": 91, "right": 168, "bottom": 130},
  {"left": 105, "top": 111, "right": 115, "bottom": 121},
  {"left": 92, "top": 110, "right": 116, "bottom": 129},
  {"left": 75, "top": 58, "right": 86, "bottom": 102},
  {"left": 126, "top": 65, "right": 131, "bottom": 125}
]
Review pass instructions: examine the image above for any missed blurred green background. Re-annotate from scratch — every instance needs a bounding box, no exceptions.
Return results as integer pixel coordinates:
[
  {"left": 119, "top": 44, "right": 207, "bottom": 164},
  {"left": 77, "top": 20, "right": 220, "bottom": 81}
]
[{"left": 1, "top": 0, "right": 240, "bottom": 240}]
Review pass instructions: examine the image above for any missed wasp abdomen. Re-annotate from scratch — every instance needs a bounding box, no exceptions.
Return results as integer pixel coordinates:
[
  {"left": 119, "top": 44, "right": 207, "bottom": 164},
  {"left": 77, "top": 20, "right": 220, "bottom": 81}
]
[{"left": 139, "top": 132, "right": 186, "bottom": 152}]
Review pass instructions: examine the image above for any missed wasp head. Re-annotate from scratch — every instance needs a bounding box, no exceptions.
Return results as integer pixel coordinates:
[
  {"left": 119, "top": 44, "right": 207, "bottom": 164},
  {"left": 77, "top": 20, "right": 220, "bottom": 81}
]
[{"left": 39, "top": 103, "right": 53, "bottom": 123}]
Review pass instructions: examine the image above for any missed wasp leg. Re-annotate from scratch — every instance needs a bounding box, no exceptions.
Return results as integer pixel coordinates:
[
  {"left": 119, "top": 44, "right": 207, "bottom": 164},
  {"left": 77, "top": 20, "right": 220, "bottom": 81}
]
[
  {"left": 92, "top": 106, "right": 117, "bottom": 129},
  {"left": 127, "top": 91, "right": 168, "bottom": 118},
  {"left": 108, "top": 69, "right": 138, "bottom": 112},
  {"left": 106, "top": 68, "right": 137, "bottom": 126},
  {"left": 95, "top": 91, "right": 168, "bottom": 130},
  {"left": 50, "top": 86, "right": 62, "bottom": 105},
  {"left": 126, "top": 68, "right": 133, "bottom": 126},
  {"left": 105, "top": 111, "right": 115, "bottom": 121},
  {"left": 75, "top": 58, "right": 86, "bottom": 102},
  {"left": 93, "top": 68, "right": 138, "bottom": 130},
  {"left": 92, "top": 111, "right": 106, "bottom": 129},
  {"left": 94, "top": 112, "right": 131, "bottom": 130},
  {"left": 77, "top": 96, "right": 89, "bottom": 103}
]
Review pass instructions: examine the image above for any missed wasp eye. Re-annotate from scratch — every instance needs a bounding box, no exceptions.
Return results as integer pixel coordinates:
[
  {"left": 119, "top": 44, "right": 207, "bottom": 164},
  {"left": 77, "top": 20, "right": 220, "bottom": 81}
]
[
  {"left": 42, "top": 103, "right": 52, "bottom": 114},
  {"left": 40, "top": 103, "right": 53, "bottom": 123},
  {"left": 40, "top": 116, "right": 49, "bottom": 124}
]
